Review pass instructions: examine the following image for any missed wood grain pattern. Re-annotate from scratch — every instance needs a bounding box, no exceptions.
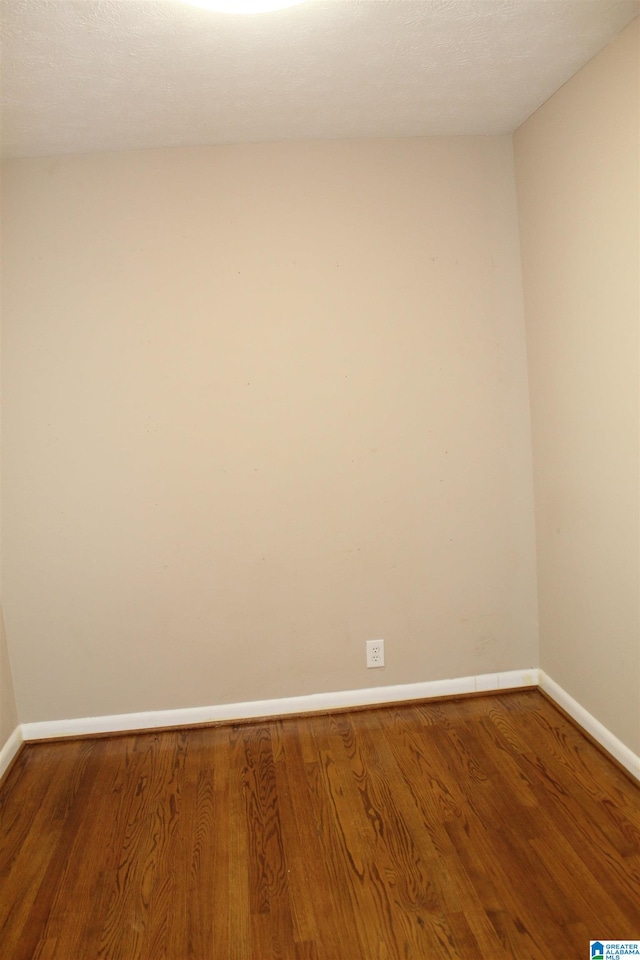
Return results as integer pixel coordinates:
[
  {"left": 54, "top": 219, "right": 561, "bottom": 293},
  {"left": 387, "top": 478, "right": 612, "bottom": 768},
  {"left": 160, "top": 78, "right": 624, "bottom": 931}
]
[{"left": 1, "top": 691, "right": 639, "bottom": 958}]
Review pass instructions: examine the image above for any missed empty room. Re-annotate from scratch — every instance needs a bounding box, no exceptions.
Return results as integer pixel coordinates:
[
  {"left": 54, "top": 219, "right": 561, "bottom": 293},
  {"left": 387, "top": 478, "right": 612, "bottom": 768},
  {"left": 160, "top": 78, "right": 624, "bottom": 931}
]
[{"left": 0, "top": 1, "right": 639, "bottom": 957}]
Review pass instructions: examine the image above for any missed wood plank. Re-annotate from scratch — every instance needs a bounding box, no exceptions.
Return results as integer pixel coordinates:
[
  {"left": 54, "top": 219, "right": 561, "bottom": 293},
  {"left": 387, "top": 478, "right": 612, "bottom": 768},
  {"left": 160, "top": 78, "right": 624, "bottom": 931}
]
[{"left": 0, "top": 690, "right": 638, "bottom": 959}]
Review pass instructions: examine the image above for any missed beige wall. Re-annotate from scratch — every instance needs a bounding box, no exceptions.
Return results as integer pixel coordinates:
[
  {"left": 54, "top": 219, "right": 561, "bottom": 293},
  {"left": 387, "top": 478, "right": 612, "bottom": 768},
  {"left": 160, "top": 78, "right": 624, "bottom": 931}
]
[
  {"left": 515, "top": 20, "right": 639, "bottom": 752},
  {"left": 0, "top": 605, "right": 18, "bottom": 748},
  {"left": 0, "top": 169, "right": 20, "bottom": 754},
  {"left": 1, "top": 136, "right": 538, "bottom": 723}
]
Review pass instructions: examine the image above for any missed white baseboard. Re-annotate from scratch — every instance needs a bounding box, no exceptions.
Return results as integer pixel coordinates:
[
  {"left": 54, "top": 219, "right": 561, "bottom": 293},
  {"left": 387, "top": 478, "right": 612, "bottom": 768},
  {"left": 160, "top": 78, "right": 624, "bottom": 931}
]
[
  {"left": 14, "top": 669, "right": 640, "bottom": 785},
  {"left": 0, "top": 725, "right": 23, "bottom": 781},
  {"left": 539, "top": 670, "right": 640, "bottom": 782},
  {"left": 21, "top": 668, "right": 539, "bottom": 742}
]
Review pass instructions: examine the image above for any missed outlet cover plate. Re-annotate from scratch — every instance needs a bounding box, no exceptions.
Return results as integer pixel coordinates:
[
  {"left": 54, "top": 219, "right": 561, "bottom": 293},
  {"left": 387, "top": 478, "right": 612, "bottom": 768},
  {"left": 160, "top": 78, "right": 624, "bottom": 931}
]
[{"left": 366, "top": 639, "right": 385, "bottom": 668}]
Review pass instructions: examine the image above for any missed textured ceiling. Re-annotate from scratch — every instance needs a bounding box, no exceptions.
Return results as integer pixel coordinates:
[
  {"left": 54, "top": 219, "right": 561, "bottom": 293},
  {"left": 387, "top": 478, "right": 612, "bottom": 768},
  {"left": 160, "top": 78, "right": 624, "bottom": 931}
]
[{"left": 1, "top": 0, "right": 638, "bottom": 158}]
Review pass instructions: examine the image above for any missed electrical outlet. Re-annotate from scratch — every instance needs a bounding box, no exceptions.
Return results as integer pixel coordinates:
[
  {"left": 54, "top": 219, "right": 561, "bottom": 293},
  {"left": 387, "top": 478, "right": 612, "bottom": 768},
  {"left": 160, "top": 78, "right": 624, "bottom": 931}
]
[{"left": 366, "top": 639, "right": 385, "bottom": 668}]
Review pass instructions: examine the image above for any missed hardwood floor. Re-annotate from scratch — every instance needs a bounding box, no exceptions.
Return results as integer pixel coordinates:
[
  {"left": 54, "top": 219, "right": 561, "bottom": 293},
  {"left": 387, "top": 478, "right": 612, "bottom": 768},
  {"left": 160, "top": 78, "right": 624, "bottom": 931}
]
[{"left": 1, "top": 690, "right": 639, "bottom": 959}]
